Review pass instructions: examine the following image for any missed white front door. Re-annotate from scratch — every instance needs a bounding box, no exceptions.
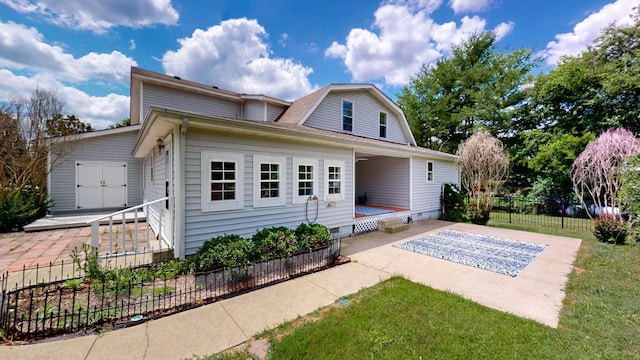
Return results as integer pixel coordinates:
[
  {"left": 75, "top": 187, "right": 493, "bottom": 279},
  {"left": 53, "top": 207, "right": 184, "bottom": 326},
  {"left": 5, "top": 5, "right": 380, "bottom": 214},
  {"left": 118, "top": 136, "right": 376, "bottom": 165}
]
[{"left": 76, "top": 161, "right": 127, "bottom": 210}]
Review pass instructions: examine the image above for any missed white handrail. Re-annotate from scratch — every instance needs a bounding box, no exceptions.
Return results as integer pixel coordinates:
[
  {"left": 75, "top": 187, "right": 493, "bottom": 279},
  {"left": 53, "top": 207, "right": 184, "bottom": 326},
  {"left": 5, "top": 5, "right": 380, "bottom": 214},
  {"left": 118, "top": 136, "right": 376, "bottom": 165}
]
[
  {"left": 86, "top": 197, "right": 170, "bottom": 224},
  {"left": 88, "top": 196, "right": 172, "bottom": 255}
]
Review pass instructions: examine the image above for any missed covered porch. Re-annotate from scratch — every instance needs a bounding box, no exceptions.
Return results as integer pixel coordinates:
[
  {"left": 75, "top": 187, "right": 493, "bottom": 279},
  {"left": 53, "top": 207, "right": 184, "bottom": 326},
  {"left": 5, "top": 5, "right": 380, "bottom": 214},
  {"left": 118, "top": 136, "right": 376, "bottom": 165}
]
[{"left": 353, "top": 152, "right": 411, "bottom": 233}]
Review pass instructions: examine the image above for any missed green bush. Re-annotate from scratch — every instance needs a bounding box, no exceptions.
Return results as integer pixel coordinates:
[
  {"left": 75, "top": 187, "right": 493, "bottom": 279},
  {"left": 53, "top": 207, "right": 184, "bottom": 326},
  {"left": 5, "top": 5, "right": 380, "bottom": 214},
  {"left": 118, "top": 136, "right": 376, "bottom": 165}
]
[
  {"left": 251, "top": 226, "right": 298, "bottom": 259},
  {"left": 593, "top": 215, "right": 629, "bottom": 244},
  {"left": 195, "top": 237, "right": 257, "bottom": 271},
  {"left": 191, "top": 234, "right": 257, "bottom": 272},
  {"left": 441, "top": 183, "right": 469, "bottom": 222},
  {"left": 190, "top": 223, "right": 335, "bottom": 272},
  {"left": 620, "top": 154, "right": 640, "bottom": 236},
  {"left": 294, "top": 223, "right": 332, "bottom": 251},
  {"left": 0, "top": 186, "right": 48, "bottom": 232}
]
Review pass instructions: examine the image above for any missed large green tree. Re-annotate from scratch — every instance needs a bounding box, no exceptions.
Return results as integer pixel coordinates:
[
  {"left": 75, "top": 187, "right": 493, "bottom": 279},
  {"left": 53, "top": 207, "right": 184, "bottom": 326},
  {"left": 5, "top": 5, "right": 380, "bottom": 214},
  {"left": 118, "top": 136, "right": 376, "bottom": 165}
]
[
  {"left": 512, "top": 12, "right": 640, "bottom": 195},
  {"left": 530, "top": 11, "right": 640, "bottom": 135},
  {"left": 397, "top": 31, "right": 539, "bottom": 153}
]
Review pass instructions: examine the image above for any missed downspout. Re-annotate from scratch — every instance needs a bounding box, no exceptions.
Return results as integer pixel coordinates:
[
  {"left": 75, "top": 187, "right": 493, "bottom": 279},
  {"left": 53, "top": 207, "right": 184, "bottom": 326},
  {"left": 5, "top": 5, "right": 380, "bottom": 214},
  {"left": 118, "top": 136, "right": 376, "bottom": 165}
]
[{"left": 173, "top": 117, "right": 188, "bottom": 258}]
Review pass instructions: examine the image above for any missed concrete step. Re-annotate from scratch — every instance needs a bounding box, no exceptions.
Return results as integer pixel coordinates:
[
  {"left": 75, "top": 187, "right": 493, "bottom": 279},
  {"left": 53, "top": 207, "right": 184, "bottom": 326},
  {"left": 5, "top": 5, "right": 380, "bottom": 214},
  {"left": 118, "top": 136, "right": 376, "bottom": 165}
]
[{"left": 378, "top": 218, "right": 409, "bottom": 233}]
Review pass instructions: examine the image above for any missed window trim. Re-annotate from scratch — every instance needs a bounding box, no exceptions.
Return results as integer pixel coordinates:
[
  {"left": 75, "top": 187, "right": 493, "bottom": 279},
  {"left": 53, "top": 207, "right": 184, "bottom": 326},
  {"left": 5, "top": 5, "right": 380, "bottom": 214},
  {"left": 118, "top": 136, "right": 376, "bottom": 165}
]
[
  {"left": 379, "top": 111, "right": 387, "bottom": 138},
  {"left": 150, "top": 152, "right": 155, "bottom": 184},
  {"left": 201, "top": 151, "right": 244, "bottom": 212},
  {"left": 342, "top": 99, "right": 353, "bottom": 132},
  {"left": 324, "top": 160, "right": 345, "bottom": 201},
  {"left": 426, "top": 161, "right": 434, "bottom": 183},
  {"left": 293, "top": 158, "right": 318, "bottom": 204},
  {"left": 253, "top": 155, "right": 286, "bottom": 208}
]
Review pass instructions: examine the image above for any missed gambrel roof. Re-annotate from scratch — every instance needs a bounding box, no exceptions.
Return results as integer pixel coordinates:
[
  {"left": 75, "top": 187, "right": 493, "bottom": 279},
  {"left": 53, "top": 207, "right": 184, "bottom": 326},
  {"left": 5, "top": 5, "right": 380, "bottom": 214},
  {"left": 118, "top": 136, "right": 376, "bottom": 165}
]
[{"left": 276, "top": 84, "right": 417, "bottom": 146}]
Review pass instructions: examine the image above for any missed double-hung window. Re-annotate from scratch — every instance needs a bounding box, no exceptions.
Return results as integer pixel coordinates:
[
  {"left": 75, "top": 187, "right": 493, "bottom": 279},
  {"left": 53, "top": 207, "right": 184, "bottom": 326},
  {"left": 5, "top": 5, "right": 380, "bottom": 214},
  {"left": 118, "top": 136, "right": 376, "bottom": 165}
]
[
  {"left": 379, "top": 112, "right": 387, "bottom": 138},
  {"left": 293, "top": 158, "right": 318, "bottom": 204},
  {"left": 426, "top": 161, "right": 434, "bottom": 183},
  {"left": 325, "top": 160, "right": 345, "bottom": 201},
  {"left": 342, "top": 100, "right": 353, "bottom": 132},
  {"left": 253, "top": 155, "right": 286, "bottom": 207},
  {"left": 201, "top": 151, "right": 244, "bottom": 212}
]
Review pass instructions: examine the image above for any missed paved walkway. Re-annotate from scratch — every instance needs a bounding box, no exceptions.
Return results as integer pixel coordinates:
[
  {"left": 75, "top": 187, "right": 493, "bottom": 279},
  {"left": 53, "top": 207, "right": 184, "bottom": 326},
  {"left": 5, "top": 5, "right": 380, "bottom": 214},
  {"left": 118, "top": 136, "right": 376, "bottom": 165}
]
[{"left": 0, "top": 220, "right": 582, "bottom": 359}]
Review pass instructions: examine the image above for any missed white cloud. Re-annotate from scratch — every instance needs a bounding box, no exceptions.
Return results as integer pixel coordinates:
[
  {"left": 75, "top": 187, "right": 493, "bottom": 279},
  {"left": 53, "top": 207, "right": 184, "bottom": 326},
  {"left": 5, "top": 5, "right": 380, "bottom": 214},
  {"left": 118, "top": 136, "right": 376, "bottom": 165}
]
[
  {"left": 0, "top": 21, "right": 134, "bottom": 128},
  {"left": 493, "top": 21, "right": 514, "bottom": 41},
  {"left": 448, "top": 0, "right": 493, "bottom": 14},
  {"left": 542, "top": 0, "right": 637, "bottom": 65},
  {"left": 325, "top": 3, "right": 512, "bottom": 86},
  {"left": 279, "top": 33, "right": 288, "bottom": 47},
  {"left": 162, "top": 18, "right": 316, "bottom": 100},
  {"left": 0, "top": 21, "right": 136, "bottom": 83},
  {"left": 388, "top": 0, "right": 443, "bottom": 13},
  {"left": 431, "top": 15, "right": 487, "bottom": 52},
  {"left": 0, "top": 69, "right": 129, "bottom": 129},
  {"left": 129, "top": 39, "right": 136, "bottom": 50},
  {"left": 0, "top": 0, "right": 179, "bottom": 33}
]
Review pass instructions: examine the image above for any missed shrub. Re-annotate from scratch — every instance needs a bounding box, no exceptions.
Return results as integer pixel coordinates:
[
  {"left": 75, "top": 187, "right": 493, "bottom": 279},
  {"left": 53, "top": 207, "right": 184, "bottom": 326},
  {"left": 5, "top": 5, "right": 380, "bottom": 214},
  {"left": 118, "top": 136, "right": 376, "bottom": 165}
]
[
  {"left": 294, "top": 223, "right": 332, "bottom": 251},
  {"left": 191, "top": 234, "right": 257, "bottom": 272},
  {"left": 441, "top": 183, "right": 469, "bottom": 222},
  {"left": 593, "top": 215, "right": 629, "bottom": 244},
  {"left": 190, "top": 224, "right": 335, "bottom": 272},
  {"left": 252, "top": 226, "right": 298, "bottom": 259},
  {"left": 0, "top": 186, "right": 49, "bottom": 232},
  {"left": 620, "top": 154, "right": 640, "bottom": 236}
]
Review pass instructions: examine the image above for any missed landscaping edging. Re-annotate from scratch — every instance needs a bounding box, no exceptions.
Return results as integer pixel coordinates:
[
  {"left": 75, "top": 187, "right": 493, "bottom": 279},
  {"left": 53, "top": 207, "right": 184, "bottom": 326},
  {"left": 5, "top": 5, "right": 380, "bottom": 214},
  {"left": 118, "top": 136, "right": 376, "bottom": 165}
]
[{"left": 0, "top": 238, "right": 342, "bottom": 342}]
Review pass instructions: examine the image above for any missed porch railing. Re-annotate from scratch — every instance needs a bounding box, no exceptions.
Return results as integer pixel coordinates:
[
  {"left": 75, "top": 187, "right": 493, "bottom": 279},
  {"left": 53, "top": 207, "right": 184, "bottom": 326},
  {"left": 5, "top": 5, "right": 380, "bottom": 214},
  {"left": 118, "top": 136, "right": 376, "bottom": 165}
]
[{"left": 87, "top": 197, "right": 172, "bottom": 258}]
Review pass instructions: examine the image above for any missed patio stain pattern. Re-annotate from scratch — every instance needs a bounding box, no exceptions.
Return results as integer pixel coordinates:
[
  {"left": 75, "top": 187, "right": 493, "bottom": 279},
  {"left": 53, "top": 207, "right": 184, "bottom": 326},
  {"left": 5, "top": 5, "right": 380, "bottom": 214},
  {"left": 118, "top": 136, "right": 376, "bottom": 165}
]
[{"left": 0, "top": 222, "right": 150, "bottom": 274}]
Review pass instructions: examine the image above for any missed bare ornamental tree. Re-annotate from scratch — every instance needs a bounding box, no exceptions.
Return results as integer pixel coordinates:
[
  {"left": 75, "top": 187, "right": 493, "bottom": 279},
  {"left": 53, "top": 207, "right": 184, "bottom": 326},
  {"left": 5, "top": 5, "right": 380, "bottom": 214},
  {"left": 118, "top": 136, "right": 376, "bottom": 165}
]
[{"left": 456, "top": 131, "right": 510, "bottom": 224}]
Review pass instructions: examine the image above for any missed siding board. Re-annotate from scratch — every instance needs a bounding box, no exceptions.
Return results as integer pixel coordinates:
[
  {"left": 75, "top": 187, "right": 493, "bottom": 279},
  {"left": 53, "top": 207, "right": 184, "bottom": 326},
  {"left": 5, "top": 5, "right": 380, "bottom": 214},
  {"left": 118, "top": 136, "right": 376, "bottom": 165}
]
[
  {"left": 305, "top": 91, "right": 409, "bottom": 144},
  {"left": 182, "top": 130, "right": 353, "bottom": 255},
  {"left": 143, "top": 84, "right": 242, "bottom": 121},
  {"left": 410, "top": 156, "right": 459, "bottom": 220},
  {"left": 355, "top": 156, "right": 410, "bottom": 208},
  {"left": 49, "top": 131, "right": 142, "bottom": 213}
]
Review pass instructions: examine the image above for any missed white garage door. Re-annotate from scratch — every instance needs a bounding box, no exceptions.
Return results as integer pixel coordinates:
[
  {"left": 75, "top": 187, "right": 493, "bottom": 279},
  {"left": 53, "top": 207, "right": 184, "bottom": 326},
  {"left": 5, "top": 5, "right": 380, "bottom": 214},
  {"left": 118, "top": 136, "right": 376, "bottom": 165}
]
[{"left": 76, "top": 161, "right": 127, "bottom": 210}]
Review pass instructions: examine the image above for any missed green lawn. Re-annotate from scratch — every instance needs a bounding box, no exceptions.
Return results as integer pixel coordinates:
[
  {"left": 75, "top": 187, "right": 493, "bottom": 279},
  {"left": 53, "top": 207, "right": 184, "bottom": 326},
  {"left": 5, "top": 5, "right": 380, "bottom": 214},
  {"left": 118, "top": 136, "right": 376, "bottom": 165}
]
[{"left": 205, "top": 226, "right": 640, "bottom": 360}]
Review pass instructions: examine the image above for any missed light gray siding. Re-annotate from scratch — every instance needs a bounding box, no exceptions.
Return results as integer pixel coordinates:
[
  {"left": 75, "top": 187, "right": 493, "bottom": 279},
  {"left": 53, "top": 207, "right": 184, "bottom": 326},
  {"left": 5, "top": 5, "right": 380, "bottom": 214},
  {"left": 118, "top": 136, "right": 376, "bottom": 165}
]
[
  {"left": 49, "top": 130, "right": 142, "bottom": 213},
  {"left": 143, "top": 84, "right": 242, "bottom": 122},
  {"left": 355, "top": 156, "right": 410, "bottom": 208},
  {"left": 183, "top": 130, "right": 354, "bottom": 255},
  {"left": 267, "top": 103, "right": 286, "bottom": 121},
  {"left": 411, "top": 156, "right": 459, "bottom": 220},
  {"left": 243, "top": 100, "right": 264, "bottom": 121},
  {"left": 305, "top": 91, "right": 409, "bottom": 144},
  {"left": 141, "top": 140, "right": 169, "bottom": 238}
]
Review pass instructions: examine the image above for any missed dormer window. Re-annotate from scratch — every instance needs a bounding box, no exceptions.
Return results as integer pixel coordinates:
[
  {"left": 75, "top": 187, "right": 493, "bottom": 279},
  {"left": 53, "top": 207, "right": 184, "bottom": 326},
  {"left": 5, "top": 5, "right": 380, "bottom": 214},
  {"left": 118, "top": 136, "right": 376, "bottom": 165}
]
[
  {"left": 379, "top": 112, "right": 387, "bottom": 138},
  {"left": 342, "top": 100, "right": 353, "bottom": 132}
]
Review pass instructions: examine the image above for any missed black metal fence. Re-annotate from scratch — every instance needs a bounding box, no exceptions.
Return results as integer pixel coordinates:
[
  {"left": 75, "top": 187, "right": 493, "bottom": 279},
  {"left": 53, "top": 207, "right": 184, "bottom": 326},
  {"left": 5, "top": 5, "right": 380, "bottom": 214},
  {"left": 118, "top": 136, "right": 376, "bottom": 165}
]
[
  {"left": 0, "top": 238, "right": 341, "bottom": 341},
  {"left": 489, "top": 195, "right": 595, "bottom": 233}
]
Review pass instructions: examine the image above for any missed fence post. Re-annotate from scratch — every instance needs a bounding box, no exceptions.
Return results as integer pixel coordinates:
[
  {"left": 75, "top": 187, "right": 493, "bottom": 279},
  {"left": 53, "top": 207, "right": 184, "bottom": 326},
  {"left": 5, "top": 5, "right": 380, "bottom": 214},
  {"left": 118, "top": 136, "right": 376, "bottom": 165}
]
[
  {"left": 509, "top": 196, "right": 512, "bottom": 224},
  {"left": 90, "top": 221, "right": 99, "bottom": 248},
  {"left": 561, "top": 198, "right": 565, "bottom": 229}
]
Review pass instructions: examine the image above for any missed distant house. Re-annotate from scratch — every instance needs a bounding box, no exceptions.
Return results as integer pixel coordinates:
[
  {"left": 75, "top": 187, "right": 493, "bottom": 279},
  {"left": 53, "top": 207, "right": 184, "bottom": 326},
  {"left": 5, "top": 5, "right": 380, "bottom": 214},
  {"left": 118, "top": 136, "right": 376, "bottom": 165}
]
[{"left": 48, "top": 67, "right": 459, "bottom": 258}]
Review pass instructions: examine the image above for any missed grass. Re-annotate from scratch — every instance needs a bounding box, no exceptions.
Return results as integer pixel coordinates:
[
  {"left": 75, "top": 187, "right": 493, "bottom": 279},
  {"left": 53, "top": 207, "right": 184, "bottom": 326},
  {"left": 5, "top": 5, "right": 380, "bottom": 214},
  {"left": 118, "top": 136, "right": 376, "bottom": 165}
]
[
  {"left": 203, "top": 222, "right": 640, "bottom": 359},
  {"left": 266, "top": 277, "right": 570, "bottom": 359}
]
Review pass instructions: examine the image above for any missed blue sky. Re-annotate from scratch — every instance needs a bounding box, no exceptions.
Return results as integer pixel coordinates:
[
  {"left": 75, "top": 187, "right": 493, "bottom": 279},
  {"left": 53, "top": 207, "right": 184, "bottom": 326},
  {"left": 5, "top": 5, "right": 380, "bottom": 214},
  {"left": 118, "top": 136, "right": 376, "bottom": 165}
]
[{"left": 0, "top": 0, "right": 637, "bottom": 128}]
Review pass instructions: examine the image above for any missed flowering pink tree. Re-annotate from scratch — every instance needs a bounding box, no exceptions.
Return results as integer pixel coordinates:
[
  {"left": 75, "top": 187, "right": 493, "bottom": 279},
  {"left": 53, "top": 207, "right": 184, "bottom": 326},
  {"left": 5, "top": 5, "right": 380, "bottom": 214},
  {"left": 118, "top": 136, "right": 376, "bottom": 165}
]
[{"left": 571, "top": 128, "right": 640, "bottom": 220}]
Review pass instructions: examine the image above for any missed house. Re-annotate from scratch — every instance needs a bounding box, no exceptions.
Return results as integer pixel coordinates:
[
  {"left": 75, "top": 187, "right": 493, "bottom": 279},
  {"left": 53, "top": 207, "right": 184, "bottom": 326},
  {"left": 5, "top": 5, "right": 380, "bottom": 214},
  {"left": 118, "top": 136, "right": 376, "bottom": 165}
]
[{"left": 48, "top": 67, "right": 459, "bottom": 258}]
